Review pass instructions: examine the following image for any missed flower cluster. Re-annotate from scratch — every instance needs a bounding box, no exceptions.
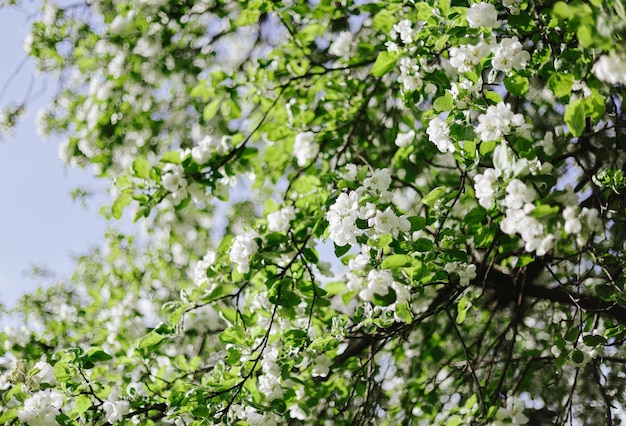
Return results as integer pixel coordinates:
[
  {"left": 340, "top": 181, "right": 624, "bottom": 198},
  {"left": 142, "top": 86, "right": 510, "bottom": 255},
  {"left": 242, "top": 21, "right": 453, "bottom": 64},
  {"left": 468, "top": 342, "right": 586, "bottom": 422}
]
[
  {"left": 267, "top": 206, "right": 296, "bottom": 233},
  {"left": 466, "top": 3, "right": 500, "bottom": 29},
  {"left": 191, "top": 134, "right": 231, "bottom": 164},
  {"left": 161, "top": 164, "right": 188, "bottom": 205},
  {"left": 230, "top": 230, "right": 259, "bottom": 274},
  {"left": 102, "top": 390, "right": 130, "bottom": 424},
  {"left": 329, "top": 31, "right": 354, "bottom": 59},
  {"left": 444, "top": 262, "right": 477, "bottom": 286},
  {"left": 491, "top": 37, "right": 531, "bottom": 72},
  {"left": 395, "top": 129, "right": 415, "bottom": 147},
  {"left": 327, "top": 168, "right": 410, "bottom": 247},
  {"left": 500, "top": 181, "right": 554, "bottom": 256},
  {"left": 427, "top": 117, "right": 455, "bottom": 153},
  {"left": 562, "top": 206, "right": 602, "bottom": 245},
  {"left": 327, "top": 191, "right": 361, "bottom": 246},
  {"left": 17, "top": 389, "right": 64, "bottom": 426},
  {"left": 491, "top": 395, "right": 529, "bottom": 425},
  {"left": 193, "top": 249, "right": 216, "bottom": 287},
  {"left": 292, "top": 132, "right": 318, "bottom": 167},
  {"left": 258, "top": 347, "right": 284, "bottom": 401},
  {"left": 476, "top": 102, "right": 525, "bottom": 142},
  {"left": 397, "top": 57, "right": 424, "bottom": 92},
  {"left": 449, "top": 40, "right": 490, "bottom": 73},
  {"left": 592, "top": 53, "right": 626, "bottom": 85}
]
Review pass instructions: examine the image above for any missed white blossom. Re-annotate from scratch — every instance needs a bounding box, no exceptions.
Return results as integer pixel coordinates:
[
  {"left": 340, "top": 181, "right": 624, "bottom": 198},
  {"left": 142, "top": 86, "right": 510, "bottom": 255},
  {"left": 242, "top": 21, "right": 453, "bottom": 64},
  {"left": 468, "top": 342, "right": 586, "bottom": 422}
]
[
  {"left": 327, "top": 191, "right": 361, "bottom": 247},
  {"left": 449, "top": 40, "right": 490, "bottom": 73},
  {"left": 191, "top": 135, "right": 229, "bottom": 164},
  {"left": 503, "top": 0, "right": 523, "bottom": 14},
  {"left": 491, "top": 37, "right": 531, "bottom": 72},
  {"left": 458, "top": 264, "right": 477, "bottom": 286},
  {"left": 348, "top": 253, "right": 369, "bottom": 270},
  {"left": 476, "top": 103, "right": 525, "bottom": 142},
  {"left": 395, "top": 129, "right": 415, "bottom": 147},
  {"left": 329, "top": 31, "right": 354, "bottom": 59},
  {"left": 592, "top": 54, "right": 626, "bottom": 85},
  {"left": 427, "top": 117, "right": 455, "bottom": 153},
  {"left": 392, "top": 19, "right": 416, "bottom": 44},
  {"left": 359, "top": 269, "right": 394, "bottom": 302},
  {"left": 293, "top": 132, "right": 318, "bottom": 167},
  {"left": 193, "top": 250, "right": 216, "bottom": 287},
  {"left": 267, "top": 206, "right": 296, "bottom": 233},
  {"left": 492, "top": 395, "right": 529, "bottom": 425},
  {"left": 31, "top": 361, "right": 56, "bottom": 387},
  {"left": 474, "top": 168, "right": 500, "bottom": 209},
  {"left": 540, "top": 131, "right": 555, "bottom": 155},
  {"left": 563, "top": 206, "right": 582, "bottom": 235},
  {"left": 102, "top": 390, "right": 130, "bottom": 424},
  {"left": 311, "top": 354, "right": 332, "bottom": 377},
  {"left": 230, "top": 231, "right": 259, "bottom": 274},
  {"left": 341, "top": 164, "right": 358, "bottom": 180},
  {"left": 504, "top": 179, "right": 536, "bottom": 209},
  {"left": 258, "top": 374, "right": 283, "bottom": 401},
  {"left": 398, "top": 57, "right": 423, "bottom": 92},
  {"left": 467, "top": 3, "right": 500, "bottom": 29},
  {"left": 18, "top": 389, "right": 64, "bottom": 426},
  {"left": 162, "top": 164, "right": 187, "bottom": 194},
  {"left": 369, "top": 207, "right": 410, "bottom": 238},
  {"left": 363, "top": 168, "right": 392, "bottom": 194}
]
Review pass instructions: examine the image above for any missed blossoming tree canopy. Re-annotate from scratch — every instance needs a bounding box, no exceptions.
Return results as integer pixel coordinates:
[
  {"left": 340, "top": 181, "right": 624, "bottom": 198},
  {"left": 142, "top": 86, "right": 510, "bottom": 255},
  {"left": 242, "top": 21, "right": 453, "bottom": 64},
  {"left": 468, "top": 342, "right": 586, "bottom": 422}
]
[{"left": 1, "top": 0, "right": 626, "bottom": 424}]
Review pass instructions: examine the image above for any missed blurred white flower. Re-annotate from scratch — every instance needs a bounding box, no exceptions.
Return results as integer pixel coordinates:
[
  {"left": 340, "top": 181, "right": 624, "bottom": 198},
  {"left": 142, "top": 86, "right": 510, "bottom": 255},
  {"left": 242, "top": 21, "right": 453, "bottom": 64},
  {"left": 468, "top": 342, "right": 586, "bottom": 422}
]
[
  {"left": 467, "top": 3, "right": 500, "bottom": 29},
  {"left": 293, "top": 132, "right": 318, "bottom": 167}
]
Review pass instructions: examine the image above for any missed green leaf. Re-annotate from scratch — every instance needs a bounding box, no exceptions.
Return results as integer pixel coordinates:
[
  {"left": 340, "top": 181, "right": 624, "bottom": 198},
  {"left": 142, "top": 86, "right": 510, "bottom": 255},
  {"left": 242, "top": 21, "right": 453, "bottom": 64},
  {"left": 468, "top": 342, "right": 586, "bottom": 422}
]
[
  {"left": 162, "top": 150, "right": 182, "bottom": 164},
  {"left": 583, "top": 335, "right": 606, "bottom": 346},
  {"left": 138, "top": 331, "right": 167, "bottom": 350},
  {"left": 236, "top": 9, "right": 261, "bottom": 26},
  {"left": 54, "top": 362, "right": 71, "bottom": 382},
  {"left": 292, "top": 175, "right": 320, "bottom": 193},
  {"left": 395, "top": 303, "right": 413, "bottom": 324},
  {"left": 342, "top": 290, "right": 359, "bottom": 306},
  {"left": 408, "top": 216, "right": 426, "bottom": 232},
  {"left": 372, "top": 288, "right": 396, "bottom": 306},
  {"left": 433, "top": 94, "right": 453, "bottom": 112},
  {"left": 415, "top": 2, "right": 433, "bottom": 20},
  {"left": 583, "top": 89, "right": 605, "bottom": 122},
  {"left": 446, "top": 415, "right": 463, "bottom": 426},
  {"left": 324, "top": 282, "right": 346, "bottom": 296},
  {"left": 422, "top": 186, "right": 446, "bottom": 208},
  {"left": 504, "top": 74, "right": 529, "bottom": 96},
  {"left": 485, "top": 91, "right": 502, "bottom": 104},
  {"left": 83, "top": 348, "right": 113, "bottom": 363},
  {"left": 203, "top": 98, "right": 222, "bottom": 121},
  {"left": 334, "top": 243, "right": 352, "bottom": 258},
  {"left": 564, "top": 98, "right": 585, "bottom": 136},
  {"left": 577, "top": 24, "right": 593, "bottom": 48},
  {"left": 382, "top": 254, "right": 413, "bottom": 269},
  {"left": 548, "top": 72, "right": 575, "bottom": 98},
  {"left": 373, "top": 9, "right": 397, "bottom": 33},
  {"left": 132, "top": 157, "right": 149, "bottom": 178},
  {"left": 74, "top": 395, "right": 91, "bottom": 415},
  {"left": 112, "top": 194, "right": 131, "bottom": 220},
  {"left": 530, "top": 204, "right": 559, "bottom": 218},
  {"left": 571, "top": 349, "right": 585, "bottom": 364},
  {"left": 370, "top": 51, "right": 399, "bottom": 77},
  {"left": 552, "top": 2, "right": 572, "bottom": 19},
  {"left": 479, "top": 140, "right": 496, "bottom": 155},
  {"left": 564, "top": 327, "right": 579, "bottom": 342},
  {"left": 0, "top": 408, "right": 18, "bottom": 424},
  {"left": 414, "top": 238, "right": 434, "bottom": 252}
]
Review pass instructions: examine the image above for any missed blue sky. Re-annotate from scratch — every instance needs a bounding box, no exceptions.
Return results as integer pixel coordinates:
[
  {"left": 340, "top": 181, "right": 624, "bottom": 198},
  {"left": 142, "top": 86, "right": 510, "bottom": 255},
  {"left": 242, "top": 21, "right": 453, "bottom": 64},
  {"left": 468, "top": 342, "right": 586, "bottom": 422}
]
[{"left": 0, "top": 5, "right": 107, "bottom": 307}]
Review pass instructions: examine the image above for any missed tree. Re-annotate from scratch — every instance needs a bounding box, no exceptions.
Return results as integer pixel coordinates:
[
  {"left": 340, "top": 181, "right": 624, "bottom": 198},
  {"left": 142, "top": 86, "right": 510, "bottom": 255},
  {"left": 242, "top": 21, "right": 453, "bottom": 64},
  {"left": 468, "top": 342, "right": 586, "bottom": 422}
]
[{"left": 1, "top": 0, "right": 626, "bottom": 424}]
